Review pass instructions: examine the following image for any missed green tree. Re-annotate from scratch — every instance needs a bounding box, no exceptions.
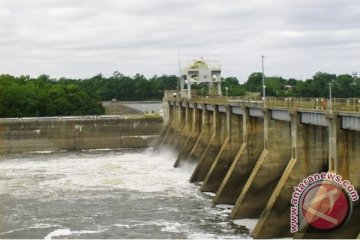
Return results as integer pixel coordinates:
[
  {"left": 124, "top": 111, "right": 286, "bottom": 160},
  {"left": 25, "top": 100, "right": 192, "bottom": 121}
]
[{"left": 245, "top": 72, "right": 263, "bottom": 92}]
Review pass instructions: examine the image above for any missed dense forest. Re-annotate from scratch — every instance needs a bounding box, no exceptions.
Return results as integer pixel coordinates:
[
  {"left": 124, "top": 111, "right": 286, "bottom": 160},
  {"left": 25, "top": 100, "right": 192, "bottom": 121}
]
[
  {"left": 0, "top": 73, "right": 178, "bottom": 117},
  {"left": 0, "top": 71, "right": 359, "bottom": 117}
]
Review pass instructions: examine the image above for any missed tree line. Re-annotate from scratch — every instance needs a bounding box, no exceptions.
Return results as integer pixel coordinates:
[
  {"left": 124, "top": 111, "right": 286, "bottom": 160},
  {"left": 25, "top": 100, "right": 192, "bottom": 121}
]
[
  {"left": 215, "top": 72, "right": 360, "bottom": 98},
  {"left": 0, "top": 71, "right": 358, "bottom": 117},
  {"left": 0, "top": 73, "right": 178, "bottom": 117}
]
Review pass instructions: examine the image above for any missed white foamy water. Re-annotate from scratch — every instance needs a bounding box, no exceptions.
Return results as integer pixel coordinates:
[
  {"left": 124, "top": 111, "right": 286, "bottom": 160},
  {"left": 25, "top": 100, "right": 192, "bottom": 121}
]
[
  {"left": 232, "top": 219, "right": 258, "bottom": 235},
  {"left": 0, "top": 148, "right": 252, "bottom": 239},
  {"left": 44, "top": 228, "right": 103, "bottom": 240}
]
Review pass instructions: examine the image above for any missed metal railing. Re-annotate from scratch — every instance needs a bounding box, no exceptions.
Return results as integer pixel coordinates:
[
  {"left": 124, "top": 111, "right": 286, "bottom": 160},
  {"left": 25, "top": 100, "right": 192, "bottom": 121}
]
[{"left": 163, "top": 90, "right": 360, "bottom": 113}]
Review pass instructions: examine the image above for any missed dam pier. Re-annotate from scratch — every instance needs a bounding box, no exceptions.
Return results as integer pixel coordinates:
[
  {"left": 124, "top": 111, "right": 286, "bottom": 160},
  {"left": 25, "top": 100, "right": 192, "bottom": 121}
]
[{"left": 156, "top": 91, "right": 360, "bottom": 239}]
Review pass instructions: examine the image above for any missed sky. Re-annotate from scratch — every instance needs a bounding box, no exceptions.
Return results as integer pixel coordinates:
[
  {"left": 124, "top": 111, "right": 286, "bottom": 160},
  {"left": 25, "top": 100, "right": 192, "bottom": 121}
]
[{"left": 0, "top": 0, "right": 359, "bottom": 83}]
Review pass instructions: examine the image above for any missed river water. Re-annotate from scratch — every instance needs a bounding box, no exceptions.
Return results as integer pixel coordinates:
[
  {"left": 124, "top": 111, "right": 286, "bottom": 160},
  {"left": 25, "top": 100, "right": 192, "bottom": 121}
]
[{"left": 0, "top": 149, "right": 256, "bottom": 239}]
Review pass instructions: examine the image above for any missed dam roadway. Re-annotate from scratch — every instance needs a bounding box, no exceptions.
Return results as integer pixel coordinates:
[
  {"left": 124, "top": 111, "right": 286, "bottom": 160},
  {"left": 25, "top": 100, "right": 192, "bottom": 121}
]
[{"left": 156, "top": 91, "right": 360, "bottom": 239}]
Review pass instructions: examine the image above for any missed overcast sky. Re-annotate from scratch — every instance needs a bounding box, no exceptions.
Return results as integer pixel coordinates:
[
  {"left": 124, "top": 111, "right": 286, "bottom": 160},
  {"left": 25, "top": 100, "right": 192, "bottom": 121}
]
[{"left": 0, "top": 0, "right": 359, "bottom": 82}]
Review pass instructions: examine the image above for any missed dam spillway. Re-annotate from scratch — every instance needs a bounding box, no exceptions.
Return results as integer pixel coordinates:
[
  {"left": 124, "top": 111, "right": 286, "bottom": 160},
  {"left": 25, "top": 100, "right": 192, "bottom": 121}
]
[{"left": 156, "top": 92, "right": 360, "bottom": 239}]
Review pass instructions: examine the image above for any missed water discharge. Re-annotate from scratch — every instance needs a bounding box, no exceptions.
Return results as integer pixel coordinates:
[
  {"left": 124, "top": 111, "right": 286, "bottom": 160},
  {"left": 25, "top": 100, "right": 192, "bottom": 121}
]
[{"left": 0, "top": 148, "right": 255, "bottom": 239}]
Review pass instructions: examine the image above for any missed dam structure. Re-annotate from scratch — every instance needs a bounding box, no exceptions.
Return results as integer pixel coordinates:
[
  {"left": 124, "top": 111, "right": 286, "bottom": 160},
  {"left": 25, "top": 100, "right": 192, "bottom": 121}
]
[{"left": 156, "top": 91, "right": 360, "bottom": 239}]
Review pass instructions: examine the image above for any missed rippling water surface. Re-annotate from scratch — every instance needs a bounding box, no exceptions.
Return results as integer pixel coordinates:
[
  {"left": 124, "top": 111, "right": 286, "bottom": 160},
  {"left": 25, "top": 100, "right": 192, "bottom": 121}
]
[{"left": 0, "top": 149, "right": 255, "bottom": 239}]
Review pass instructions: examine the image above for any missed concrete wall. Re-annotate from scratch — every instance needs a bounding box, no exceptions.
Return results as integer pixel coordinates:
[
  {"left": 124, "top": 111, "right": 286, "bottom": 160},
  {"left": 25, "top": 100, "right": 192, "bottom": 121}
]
[{"left": 0, "top": 117, "right": 163, "bottom": 153}]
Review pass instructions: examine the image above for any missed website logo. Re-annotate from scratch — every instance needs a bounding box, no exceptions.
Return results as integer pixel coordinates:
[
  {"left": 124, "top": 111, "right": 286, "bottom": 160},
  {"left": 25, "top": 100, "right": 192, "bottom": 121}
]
[{"left": 290, "top": 172, "right": 359, "bottom": 233}]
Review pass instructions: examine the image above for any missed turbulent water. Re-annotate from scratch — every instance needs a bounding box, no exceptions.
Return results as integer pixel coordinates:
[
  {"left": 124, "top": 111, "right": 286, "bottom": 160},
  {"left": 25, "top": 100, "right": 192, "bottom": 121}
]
[{"left": 0, "top": 148, "right": 256, "bottom": 239}]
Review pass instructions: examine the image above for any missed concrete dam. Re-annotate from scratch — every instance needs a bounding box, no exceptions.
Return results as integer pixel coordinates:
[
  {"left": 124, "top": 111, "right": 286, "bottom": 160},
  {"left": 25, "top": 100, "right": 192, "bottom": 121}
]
[
  {"left": 156, "top": 92, "right": 360, "bottom": 239},
  {"left": 0, "top": 96, "right": 359, "bottom": 238}
]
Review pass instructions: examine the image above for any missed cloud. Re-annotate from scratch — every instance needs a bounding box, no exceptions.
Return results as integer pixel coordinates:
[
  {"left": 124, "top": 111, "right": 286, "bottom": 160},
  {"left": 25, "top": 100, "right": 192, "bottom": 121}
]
[{"left": 0, "top": 0, "right": 359, "bottom": 82}]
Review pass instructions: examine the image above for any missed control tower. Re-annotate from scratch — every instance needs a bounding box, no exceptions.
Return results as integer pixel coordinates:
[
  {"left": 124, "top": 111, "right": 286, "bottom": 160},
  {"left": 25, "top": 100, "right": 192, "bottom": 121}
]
[{"left": 180, "top": 58, "right": 222, "bottom": 99}]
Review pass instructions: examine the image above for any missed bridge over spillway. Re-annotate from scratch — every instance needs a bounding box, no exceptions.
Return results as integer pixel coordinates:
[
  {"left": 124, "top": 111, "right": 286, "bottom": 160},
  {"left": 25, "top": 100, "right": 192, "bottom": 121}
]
[{"left": 156, "top": 91, "right": 360, "bottom": 239}]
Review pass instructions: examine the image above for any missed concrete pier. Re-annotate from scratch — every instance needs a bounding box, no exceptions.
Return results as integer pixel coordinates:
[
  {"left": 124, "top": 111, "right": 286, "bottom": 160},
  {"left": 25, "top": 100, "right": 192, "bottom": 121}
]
[
  {"left": 189, "top": 105, "right": 223, "bottom": 183},
  {"left": 173, "top": 103, "right": 201, "bottom": 167},
  {"left": 214, "top": 107, "right": 261, "bottom": 204},
  {"left": 159, "top": 93, "right": 360, "bottom": 239}
]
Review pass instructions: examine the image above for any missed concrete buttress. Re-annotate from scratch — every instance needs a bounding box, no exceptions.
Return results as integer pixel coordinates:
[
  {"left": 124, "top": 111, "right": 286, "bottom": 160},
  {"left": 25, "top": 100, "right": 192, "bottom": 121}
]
[
  {"left": 214, "top": 106, "right": 260, "bottom": 204},
  {"left": 174, "top": 103, "right": 201, "bottom": 167},
  {"left": 201, "top": 106, "right": 243, "bottom": 193},
  {"left": 190, "top": 105, "right": 222, "bottom": 183},
  {"left": 253, "top": 111, "right": 332, "bottom": 238},
  {"left": 231, "top": 109, "right": 293, "bottom": 219}
]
